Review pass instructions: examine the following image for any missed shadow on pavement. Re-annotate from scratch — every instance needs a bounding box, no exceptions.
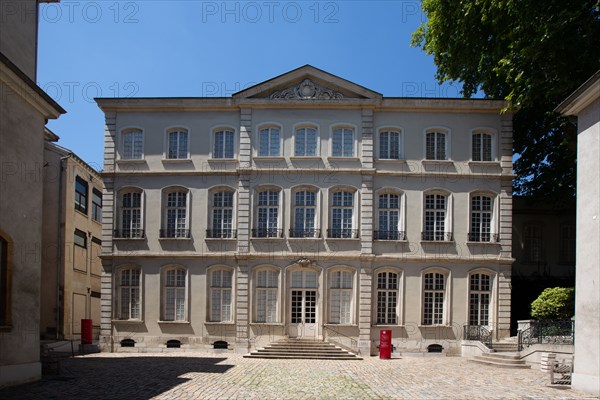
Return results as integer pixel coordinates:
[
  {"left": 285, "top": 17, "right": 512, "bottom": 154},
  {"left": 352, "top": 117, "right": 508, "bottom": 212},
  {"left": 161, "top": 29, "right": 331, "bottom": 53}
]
[{"left": 0, "top": 356, "right": 233, "bottom": 400}]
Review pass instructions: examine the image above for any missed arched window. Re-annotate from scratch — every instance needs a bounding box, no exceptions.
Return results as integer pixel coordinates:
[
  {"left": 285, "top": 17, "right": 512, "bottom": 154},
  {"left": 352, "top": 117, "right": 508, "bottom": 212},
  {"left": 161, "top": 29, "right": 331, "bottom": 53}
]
[
  {"left": 328, "top": 268, "right": 354, "bottom": 324},
  {"left": 425, "top": 128, "right": 449, "bottom": 160},
  {"left": 294, "top": 125, "right": 318, "bottom": 157},
  {"left": 291, "top": 186, "right": 319, "bottom": 238},
  {"left": 375, "top": 191, "right": 406, "bottom": 240},
  {"left": 422, "top": 269, "right": 450, "bottom": 325},
  {"left": 257, "top": 125, "right": 281, "bottom": 157},
  {"left": 208, "top": 188, "right": 236, "bottom": 238},
  {"left": 331, "top": 126, "right": 355, "bottom": 157},
  {"left": 161, "top": 187, "right": 190, "bottom": 238},
  {"left": 121, "top": 128, "right": 143, "bottom": 160},
  {"left": 116, "top": 265, "right": 141, "bottom": 320},
  {"left": 328, "top": 188, "right": 358, "bottom": 238},
  {"left": 213, "top": 128, "right": 235, "bottom": 159},
  {"left": 209, "top": 267, "right": 233, "bottom": 322},
  {"left": 378, "top": 128, "right": 403, "bottom": 160},
  {"left": 469, "top": 193, "right": 498, "bottom": 242},
  {"left": 253, "top": 187, "right": 282, "bottom": 238},
  {"left": 469, "top": 272, "right": 493, "bottom": 326},
  {"left": 375, "top": 269, "right": 402, "bottom": 325},
  {"left": 422, "top": 191, "right": 452, "bottom": 241},
  {"left": 116, "top": 188, "right": 144, "bottom": 238},
  {"left": 254, "top": 267, "right": 279, "bottom": 323},
  {"left": 161, "top": 266, "right": 187, "bottom": 321},
  {"left": 471, "top": 130, "right": 494, "bottom": 161},
  {"left": 166, "top": 128, "right": 189, "bottom": 159}
]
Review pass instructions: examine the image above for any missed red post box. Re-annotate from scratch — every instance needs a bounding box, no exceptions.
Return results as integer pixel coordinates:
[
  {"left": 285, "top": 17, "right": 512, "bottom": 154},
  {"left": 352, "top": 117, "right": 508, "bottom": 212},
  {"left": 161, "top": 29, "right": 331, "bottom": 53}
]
[
  {"left": 81, "top": 319, "right": 93, "bottom": 345},
  {"left": 379, "top": 329, "right": 392, "bottom": 359}
]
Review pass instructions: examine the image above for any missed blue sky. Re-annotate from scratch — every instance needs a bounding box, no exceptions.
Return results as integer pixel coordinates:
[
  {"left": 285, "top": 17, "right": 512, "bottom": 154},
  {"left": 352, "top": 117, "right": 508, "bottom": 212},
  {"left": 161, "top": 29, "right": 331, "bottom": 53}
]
[{"left": 38, "top": 1, "right": 463, "bottom": 169}]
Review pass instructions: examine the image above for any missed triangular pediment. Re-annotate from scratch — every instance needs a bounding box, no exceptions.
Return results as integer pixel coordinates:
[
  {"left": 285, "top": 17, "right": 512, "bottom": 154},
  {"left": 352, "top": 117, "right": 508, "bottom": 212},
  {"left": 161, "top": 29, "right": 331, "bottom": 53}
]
[{"left": 233, "top": 65, "right": 382, "bottom": 101}]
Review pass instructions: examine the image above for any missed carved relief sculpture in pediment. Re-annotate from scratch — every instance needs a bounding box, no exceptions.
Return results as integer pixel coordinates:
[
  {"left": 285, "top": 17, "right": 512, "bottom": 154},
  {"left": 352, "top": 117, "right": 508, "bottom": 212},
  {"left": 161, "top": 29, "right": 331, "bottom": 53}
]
[{"left": 270, "top": 79, "right": 345, "bottom": 100}]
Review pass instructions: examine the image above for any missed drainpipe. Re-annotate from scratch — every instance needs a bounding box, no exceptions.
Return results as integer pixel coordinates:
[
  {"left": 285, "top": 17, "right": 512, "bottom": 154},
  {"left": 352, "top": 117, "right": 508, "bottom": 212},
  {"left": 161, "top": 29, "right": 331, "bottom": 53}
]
[{"left": 56, "top": 154, "right": 71, "bottom": 339}]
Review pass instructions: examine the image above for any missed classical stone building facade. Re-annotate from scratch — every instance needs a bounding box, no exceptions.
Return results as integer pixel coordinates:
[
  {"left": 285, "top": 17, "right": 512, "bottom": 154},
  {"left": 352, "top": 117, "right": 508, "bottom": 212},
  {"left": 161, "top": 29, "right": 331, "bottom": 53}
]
[
  {"left": 97, "top": 66, "right": 513, "bottom": 356},
  {"left": 40, "top": 132, "right": 103, "bottom": 341},
  {"left": 0, "top": 0, "right": 66, "bottom": 387}
]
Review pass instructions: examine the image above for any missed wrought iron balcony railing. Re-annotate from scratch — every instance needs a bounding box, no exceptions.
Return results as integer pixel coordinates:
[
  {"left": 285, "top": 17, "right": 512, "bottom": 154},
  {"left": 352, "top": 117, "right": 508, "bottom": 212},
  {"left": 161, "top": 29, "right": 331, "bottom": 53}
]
[
  {"left": 159, "top": 229, "right": 191, "bottom": 239},
  {"left": 113, "top": 229, "right": 145, "bottom": 239},
  {"left": 252, "top": 228, "right": 284, "bottom": 238},
  {"left": 327, "top": 229, "right": 359, "bottom": 239},
  {"left": 373, "top": 230, "right": 406, "bottom": 241},
  {"left": 289, "top": 228, "right": 321, "bottom": 238},
  {"left": 468, "top": 232, "right": 500, "bottom": 242},
  {"left": 421, "top": 231, "right": 453, "bottom": 241},
  {"left": 206, "top": 229, "right": 237, "bottom": 239}
]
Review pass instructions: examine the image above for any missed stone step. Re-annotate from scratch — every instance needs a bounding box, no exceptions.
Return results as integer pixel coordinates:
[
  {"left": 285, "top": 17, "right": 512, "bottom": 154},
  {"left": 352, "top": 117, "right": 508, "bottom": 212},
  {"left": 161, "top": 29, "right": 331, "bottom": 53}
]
[
  {"left": 474, "top": 355, "right": 525, "bottom": 364},
  {"left": 245, "top": 339, "right": 362, "bottom": 360},
  {"left": 244, "top": 354, "right": 363, "bottom": 360},
  {"left": 468, "top": 358, "right": 531, "bottom": 369},
  {"left": 484, "top": 352, "right": 521, "bottom": 360},
  {"left": 257, "top": 348, "right": 349, "bottom": 354}
]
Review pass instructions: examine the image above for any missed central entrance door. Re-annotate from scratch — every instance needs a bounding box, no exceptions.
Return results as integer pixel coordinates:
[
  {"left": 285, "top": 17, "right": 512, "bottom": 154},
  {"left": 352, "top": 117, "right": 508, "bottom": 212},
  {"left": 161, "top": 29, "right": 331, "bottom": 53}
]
[{"left": 288, "top": 270, "right": 318, "bottom": 339}]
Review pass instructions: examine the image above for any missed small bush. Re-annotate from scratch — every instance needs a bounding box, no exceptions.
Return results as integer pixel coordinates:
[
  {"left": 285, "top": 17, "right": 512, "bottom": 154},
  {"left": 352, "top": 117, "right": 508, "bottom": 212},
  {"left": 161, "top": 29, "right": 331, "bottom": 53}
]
[{"left": 531, "top": 287, "right": 575, "bottom": 320}]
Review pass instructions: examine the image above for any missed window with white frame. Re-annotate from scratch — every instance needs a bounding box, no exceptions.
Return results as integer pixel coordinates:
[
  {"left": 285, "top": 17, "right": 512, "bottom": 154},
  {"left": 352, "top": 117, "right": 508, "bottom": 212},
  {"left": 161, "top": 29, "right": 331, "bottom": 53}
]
[
  {"left": 258, "top": 127, "right": 281, "bottom": 157},
  {"left": 423, "top": 193, "right": 451, "bottom": 241},
  {"left": 423, "top": 271, "right": 447, "bottom": 325},
  {"left": 255, "top": 269, "right": 279, "bottom": 323},
  {"left": 332, "top": 127, "right": 354, "bottom": 157},
  {"left": 213, "top": 129, "right": 235, "bottom": 159},
  {"left": 167, "top": 128, "right": 189, "bottom": 159},
  {"left": 376, "top": 271, "right": 399, "bottom": 324},
  {"left": 92, "top": 188, "right": 102, "bottom": 222},
  {"left": 472, "top": 131, "right": 493, "bottom": 161},
  {"left": 379, "top": 130, "right": 402, "bottom": 160},
  {"left": 469, "top": 272, "right": 491, "bottom": 326},
  {"left": 208, "top": 190, "right": 235, "bottom": 238},
  {"left": 117, "top": 266, "right": 141, "bottom": 320},
  {"left": 329, "top": 190, "right": 356, "bottom": 238},
  {"left": 295, "top": 126, "right": 318, "bottom": 156},
  {"left": 122, "top": 129, "right": 143, "bottom": 160},
  {"left": 376, "top": 193, "right": 405, "bottom": 240},
  {"left": 291, "top": 189, "right": 318, "bottom": 238},
  {"left": 254, "top": 189, "right": 281, "bottom": 238},
  {"left": 162, "top": 189, "right": 189, "bottom": 238},
  {"left": 118, "top": 190, "right": 144, "bottom": 238},
  {"left": 470, "top": 195, "right": 495, "bottom": 242},
  {"left": 425, "top": 130, "right": 447, "bottom": 160},
  {"left": 162, "top": 267, "right": 186, "bottom": 321},
  {"left": 329, "top": 270, "right": 353, "bottom": 324},
  {"left": 524, "top": 223, "right": 543, "bottom": 263},
  {"left": 209, "top": 268, "right": 233, "bottom": 322}
]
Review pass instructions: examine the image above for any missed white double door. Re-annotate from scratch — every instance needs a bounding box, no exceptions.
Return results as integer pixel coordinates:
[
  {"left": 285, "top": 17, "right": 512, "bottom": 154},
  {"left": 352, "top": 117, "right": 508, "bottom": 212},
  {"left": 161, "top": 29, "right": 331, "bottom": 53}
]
[{"left": 288, "top": 270, "right": 318, "bottom": 339}]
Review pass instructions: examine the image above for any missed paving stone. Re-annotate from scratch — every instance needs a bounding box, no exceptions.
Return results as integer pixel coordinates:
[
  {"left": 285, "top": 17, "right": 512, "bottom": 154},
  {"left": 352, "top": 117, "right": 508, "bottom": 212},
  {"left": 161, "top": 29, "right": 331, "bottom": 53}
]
[{"left": 0, "top": 352, "right": 596, "bottom": 399}]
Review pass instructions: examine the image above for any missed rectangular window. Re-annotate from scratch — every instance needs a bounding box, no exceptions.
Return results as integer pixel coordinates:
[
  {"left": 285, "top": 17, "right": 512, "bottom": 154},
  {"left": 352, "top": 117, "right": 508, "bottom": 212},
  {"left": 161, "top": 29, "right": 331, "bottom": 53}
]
[
  {"left": 292, "top": 191, "right": 317, "bottom": 237},
  {"left": 211, "top": 191, "right": 234, "bottom": 238},
  {"left": 256, "top": 270, "right": 278, "bottom": 323},
  {"left": 255, "top": 190, "right": 280, "bottom": 237},
  {"left": 377, "top": 272, "right": 398, "bottom": 324},
  {"left": 165, "top": 191, "right": 188, "bottom": 238},
  {"left": 92, "top": 188, "right": 102, "bottom": 222},
  {"left": 74, "top": 229, "right": 87, "bottom": 248},
  {"left": 424, "top": 194, "right": 447, "bottom": 241},
  {"left": 380, "top": 130, "right": 401, "bottom": 159},
  {"left": 469, "top": 273, "right": 491, "bottom": 326},
  {"left": 426, "top": 131, "right": 447, "bottom": 160},
  {"left": 472, "top": 133, "right": 492, "bottom": 161},
  {"left": 258, "top": 127, "right": 280, "bottom": 157},
  {"left": 122, "top": 130, "right": 143, "bottom": 160},
  {"left": 423, "top": 272, "right": 445, "bottom": 325},
  {"left": 295, "top": 127, "right": 318, "bottom": 156},
  {"left": 470, "top": 196, "right": 492, "bottom": 242},
  {"left": 119, "top": 268, "right": 140, "bottom": 320},
  {"left": 330, "top": 191, "right": 354, "bottom": 238},
  {"left": 121, "top": 192, "right": 143, "bottom": 238},
  {"left": 332, "top": 128, "right": 354, "bottom": 157},
  {"left": 330, "top": 271, "right": 352, "bottom": 324},
  {"left": 213, "top": 130, "right": 234, "bottom": 159},
  {"left": 210, "top": 270, "right": 232, "bottom": 322},
  {"left": 75, "top": 176, "right": 88, "bottom": 214},
  {"left": 167, "top": 129, "right": 188, "bottom": 159},
  {"left": 377, "top": 194, "right": 401, "bottom": 240},
  {"left": 164, "top": 269, "right": 186, "bottom": 321}
]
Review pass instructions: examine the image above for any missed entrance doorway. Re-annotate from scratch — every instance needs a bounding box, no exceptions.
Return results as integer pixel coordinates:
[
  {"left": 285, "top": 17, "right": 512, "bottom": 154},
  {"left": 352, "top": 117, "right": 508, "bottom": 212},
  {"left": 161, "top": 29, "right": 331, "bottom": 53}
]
[{"left": 288, "top": 270, "right": 318, "bottom": 338}]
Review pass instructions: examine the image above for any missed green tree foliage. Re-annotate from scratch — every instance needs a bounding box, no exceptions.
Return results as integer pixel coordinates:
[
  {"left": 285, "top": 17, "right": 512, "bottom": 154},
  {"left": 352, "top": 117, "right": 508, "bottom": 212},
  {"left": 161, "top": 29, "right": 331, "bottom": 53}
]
[
  {"left": 412, "top": 0, "right": 600, "bottom": 204},
  {"left": 530, "top": 287, "right": 575, "bottom": 320}
]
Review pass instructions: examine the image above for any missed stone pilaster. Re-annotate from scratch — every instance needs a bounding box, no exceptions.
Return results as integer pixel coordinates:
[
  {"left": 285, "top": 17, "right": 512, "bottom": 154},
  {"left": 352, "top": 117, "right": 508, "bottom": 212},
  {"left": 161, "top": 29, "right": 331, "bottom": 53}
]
[
  {"left": 235, "top": 260, "right": 250, "bottom": 353},
  {"left": 358, "top": 260, "right": 373, "bottom": 355}
]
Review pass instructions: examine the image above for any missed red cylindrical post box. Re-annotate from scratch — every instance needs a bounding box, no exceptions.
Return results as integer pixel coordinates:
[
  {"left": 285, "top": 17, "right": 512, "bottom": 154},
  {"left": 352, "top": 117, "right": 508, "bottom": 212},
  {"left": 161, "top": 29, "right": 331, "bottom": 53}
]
[
  {"left": 81, "top": 319, "right": 93, "bottom": 345},
  {"left": 379, "top": 329, "right": 392, "bottom": 359}
]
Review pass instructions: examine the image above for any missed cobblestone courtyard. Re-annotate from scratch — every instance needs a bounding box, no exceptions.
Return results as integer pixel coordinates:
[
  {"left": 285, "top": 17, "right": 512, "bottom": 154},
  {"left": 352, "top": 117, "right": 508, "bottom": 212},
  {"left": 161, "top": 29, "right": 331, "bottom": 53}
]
[{"left": 1, "top": 352, "right": 597, "bottom": 399}]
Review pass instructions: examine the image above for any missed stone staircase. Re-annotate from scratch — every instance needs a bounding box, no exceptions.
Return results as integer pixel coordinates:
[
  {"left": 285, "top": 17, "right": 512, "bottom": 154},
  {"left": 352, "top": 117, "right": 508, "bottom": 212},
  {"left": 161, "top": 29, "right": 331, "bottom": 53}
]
[
  {"left": 468, "top": 352, "right": 530, "bottom": 369},
  {"left": 244, "top": 339, "right": 362, "bottom": 360}
]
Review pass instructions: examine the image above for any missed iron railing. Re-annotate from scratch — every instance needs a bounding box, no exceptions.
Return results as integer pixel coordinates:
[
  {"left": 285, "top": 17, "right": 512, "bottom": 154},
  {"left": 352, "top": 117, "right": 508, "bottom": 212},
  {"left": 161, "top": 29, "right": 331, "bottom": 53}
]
[
  {"left": 289, "top": 228, "right": 321, "bottom": 238},
  {"left": 327, "top": 229, "right": 359, "bottom": 239},
  {"left": 206, "top": 229, "right": 237, "bottom": 239},
  {"left": 252, "top": 228, "right": 284, "bottom": 238},
  {"left": 468, "top": 232, "right": 500, "bottom": 242},
  {"left": 159, "top": 229, "right": 191, "bottom": 239},
  {"left": 374, "top": 230, "right": 406, "bottom": 240},
  {"left": 421, "top": 232, "right": 453, "bottom": 241},
  {"left": 463, "top": 325, "right": 493, "bottom": 349},
  {"left": 113, "top": 229, "right": 145, "bottom": 239},
  {"left": 518, "top": 319, "right": 574, "bottom": 351}
]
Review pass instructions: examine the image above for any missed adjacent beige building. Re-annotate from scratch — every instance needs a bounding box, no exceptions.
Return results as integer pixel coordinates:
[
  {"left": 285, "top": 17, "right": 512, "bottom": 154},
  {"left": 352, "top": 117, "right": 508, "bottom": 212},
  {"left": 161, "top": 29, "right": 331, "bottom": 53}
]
[
  {"left": 556, "top": 70, "right": 600, "bottom": 396},
  {"left": 0, "top": 0, "right": 66, "bottom": 387},
  {"left": 97, "top": 66, "right": 513, "bottom": 356},
  {"left": 40, "top": 132, "right": 103, "bottom": 341}
]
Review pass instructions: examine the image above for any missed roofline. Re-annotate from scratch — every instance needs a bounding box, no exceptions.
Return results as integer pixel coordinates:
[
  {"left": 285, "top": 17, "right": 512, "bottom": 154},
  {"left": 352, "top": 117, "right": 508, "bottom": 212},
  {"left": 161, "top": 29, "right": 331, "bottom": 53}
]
[
  {"left": 555, "top": 69, "right": 600, "bottom": 115},
  {"left": 45, "top": 141, "right": 103, "bottom": 176}
]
